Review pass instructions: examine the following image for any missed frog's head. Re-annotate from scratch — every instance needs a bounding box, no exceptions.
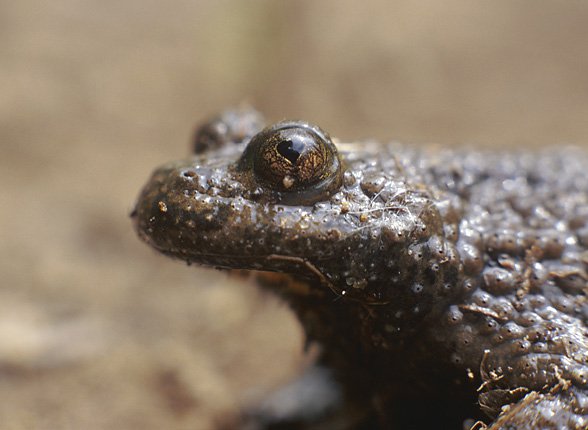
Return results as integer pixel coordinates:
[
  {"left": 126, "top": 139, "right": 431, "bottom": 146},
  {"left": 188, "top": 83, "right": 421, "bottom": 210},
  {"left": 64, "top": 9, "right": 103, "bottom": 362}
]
[{"left": 133, "top": 109, "right": 462, "bottom": 313}]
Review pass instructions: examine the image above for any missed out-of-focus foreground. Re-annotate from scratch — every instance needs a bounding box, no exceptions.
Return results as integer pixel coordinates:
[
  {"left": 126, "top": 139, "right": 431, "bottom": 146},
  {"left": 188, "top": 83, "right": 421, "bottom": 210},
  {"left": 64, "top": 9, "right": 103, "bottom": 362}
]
[{"left": 2, "top": 1, "right": 588, "bottom": 429}]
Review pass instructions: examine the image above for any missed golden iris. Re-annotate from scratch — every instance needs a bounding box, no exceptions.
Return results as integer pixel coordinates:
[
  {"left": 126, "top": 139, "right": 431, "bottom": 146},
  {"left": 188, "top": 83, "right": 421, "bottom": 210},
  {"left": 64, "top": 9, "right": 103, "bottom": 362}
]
[{"left": 238, "top": 121, "right": 342, "bottom": 196}]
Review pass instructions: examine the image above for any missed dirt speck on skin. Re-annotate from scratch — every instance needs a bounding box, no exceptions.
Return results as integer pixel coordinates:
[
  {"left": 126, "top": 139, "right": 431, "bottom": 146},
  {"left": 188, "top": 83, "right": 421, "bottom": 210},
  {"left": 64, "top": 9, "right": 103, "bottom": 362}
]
[{"left": 2, "top": 1, "right": 588, "bottom": 429}]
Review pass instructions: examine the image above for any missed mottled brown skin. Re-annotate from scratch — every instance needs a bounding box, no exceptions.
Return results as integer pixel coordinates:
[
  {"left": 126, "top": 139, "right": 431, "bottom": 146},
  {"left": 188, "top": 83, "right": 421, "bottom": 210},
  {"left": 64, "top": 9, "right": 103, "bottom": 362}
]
[{"left": 133, "top": 107, "right": 588, "bottom": 429}]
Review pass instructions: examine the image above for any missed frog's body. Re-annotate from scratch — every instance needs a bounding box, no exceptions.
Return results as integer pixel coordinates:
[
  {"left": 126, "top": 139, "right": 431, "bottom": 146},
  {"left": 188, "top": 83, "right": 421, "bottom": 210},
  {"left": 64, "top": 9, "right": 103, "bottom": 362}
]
[{"left": 133, "top": 108, "right": 588, "bottom": 429}]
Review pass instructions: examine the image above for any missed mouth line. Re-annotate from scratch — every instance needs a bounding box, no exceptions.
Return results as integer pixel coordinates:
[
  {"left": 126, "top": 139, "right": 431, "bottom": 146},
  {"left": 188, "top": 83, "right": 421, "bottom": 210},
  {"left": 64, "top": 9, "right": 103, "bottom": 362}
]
[
  {"left": 167, "top": 248, "right": 334, "bottom": 264},
  {"left": 165, "top": 247, "right": 392, "bottom": 305}
]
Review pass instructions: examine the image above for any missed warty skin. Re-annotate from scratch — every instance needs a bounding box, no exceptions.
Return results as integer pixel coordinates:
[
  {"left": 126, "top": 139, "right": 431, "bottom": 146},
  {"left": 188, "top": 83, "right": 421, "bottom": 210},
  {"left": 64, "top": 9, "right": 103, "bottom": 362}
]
[{"left": 133, "top": 107, "right": 588, "bottom": 429}]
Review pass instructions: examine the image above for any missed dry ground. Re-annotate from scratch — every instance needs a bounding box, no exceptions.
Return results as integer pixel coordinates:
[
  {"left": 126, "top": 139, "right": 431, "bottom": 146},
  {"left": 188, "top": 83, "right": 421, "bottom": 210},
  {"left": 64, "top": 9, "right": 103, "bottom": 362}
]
[{"left": 2, "top": 1, "right": 588, "bottom": 429}]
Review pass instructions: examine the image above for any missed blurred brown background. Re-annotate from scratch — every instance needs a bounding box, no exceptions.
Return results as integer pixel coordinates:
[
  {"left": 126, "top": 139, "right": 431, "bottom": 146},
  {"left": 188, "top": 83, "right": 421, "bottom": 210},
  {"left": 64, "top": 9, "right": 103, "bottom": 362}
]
[{"left": 2, "top": 1, "right": 588, "bottom": 429}]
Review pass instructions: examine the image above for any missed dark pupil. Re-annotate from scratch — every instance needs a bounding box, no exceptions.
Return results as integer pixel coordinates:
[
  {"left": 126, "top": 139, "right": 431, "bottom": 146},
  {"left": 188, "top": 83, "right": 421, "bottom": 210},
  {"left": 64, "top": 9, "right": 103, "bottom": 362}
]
[{"left": 277, "top": 139, "right": 303, "bottom": 165}]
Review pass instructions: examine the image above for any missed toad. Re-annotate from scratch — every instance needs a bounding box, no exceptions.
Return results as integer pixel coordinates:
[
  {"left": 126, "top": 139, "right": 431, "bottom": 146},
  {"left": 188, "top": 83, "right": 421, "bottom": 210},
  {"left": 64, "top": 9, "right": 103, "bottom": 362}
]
[{"left": 132, "top": 107, "right": 588, "bottom": 429}]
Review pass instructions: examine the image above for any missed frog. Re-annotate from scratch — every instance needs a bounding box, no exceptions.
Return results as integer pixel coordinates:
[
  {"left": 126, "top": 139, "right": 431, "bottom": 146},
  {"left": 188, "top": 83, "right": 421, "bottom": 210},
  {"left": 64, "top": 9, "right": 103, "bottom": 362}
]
[{"left": 132, "top": 106, "right": 588, "bottom": 429}]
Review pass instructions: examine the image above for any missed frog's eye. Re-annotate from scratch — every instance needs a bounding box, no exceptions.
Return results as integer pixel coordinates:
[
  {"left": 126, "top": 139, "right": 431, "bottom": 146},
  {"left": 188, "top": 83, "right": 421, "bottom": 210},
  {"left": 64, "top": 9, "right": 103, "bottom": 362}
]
[
  {"left": 193, "top": 106, "right": 265, "bottom": 154},
  {"left": 237, "top": 122, "right": 342, "bottom": 201}
]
